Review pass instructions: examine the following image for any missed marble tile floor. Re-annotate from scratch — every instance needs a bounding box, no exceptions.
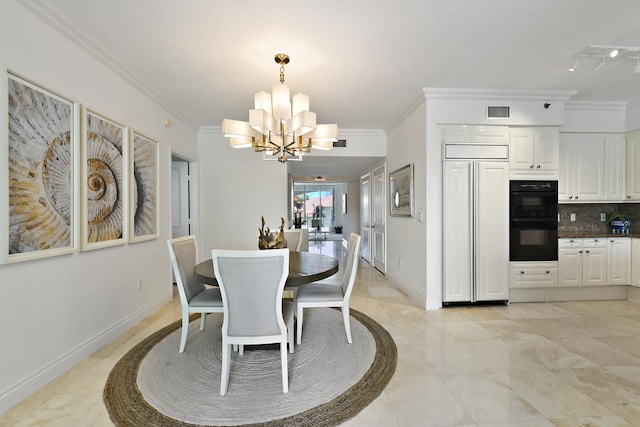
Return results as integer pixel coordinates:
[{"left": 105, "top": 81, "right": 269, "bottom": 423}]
[{"left": 3, "top": 240, "right": 640, "bottom": 426}]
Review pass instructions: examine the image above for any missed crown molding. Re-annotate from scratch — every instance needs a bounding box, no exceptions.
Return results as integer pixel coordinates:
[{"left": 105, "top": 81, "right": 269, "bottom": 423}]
[
  {"left": 565, "top": 100, "right": 628, "bottom": 111},
  {"left": 20, "top": 0, "right": 197, "bottom": 131},
  {"left": 422, "top": 87, "right": 579, "bottom": 102}
]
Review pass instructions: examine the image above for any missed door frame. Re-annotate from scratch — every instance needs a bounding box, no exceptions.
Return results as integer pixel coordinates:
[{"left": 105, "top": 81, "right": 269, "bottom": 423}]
[
  {"left": 360, "top": 173, "right": 372, "bottom": 264},
  {"left": 372, "top": 165, "right": 386, "bottom": 273}
]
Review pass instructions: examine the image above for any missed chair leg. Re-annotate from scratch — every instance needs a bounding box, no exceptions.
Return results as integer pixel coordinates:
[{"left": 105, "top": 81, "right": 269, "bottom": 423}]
[
  {"left": 200, "top": 313, "right": 206, "bottom": 331},
  {"left": 220, "top": 342, "right": 231, "bottom": 395},
  {"left": 296, "top": 305, "right": 304, "bottom": 345},
  {"left": 179, "top": 311, "right": 189, "bottom": 353},
  {"left": 280, "top": 340, "right": 289, "bottom": 393},
  {"left": 342, "top": 306, "right": 352, "bottom": 344}
]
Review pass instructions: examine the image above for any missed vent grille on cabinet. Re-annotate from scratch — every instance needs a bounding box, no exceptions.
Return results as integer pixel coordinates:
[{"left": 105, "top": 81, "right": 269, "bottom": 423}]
[{"left": 486, "top": 106, "right": 510, "bottom": 119}]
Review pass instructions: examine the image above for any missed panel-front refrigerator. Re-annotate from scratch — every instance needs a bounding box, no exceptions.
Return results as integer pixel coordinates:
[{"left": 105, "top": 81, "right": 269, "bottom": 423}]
[{"left": 443, "top": 160, "right": 509, "bottom": 303}]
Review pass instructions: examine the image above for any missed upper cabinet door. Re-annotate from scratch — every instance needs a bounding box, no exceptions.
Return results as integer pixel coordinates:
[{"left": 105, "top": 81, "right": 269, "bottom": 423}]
[
  {"left": 534, "top": 127, "right": 560, "bottom": 171},
  {"left": 572, "top": 137, "right": 605, "bottom": 201},
  {"left": 627, "top": 132, "right": 640, "bottom": 201},
  {"left": 509, "top": 128, "right": 535, "bottom": 171},
  {"left": 509, "top": 127, "right": 559, "bottom": 179},
  {"left": 559, "top": 134, "right": 605, "bottom": 202}
]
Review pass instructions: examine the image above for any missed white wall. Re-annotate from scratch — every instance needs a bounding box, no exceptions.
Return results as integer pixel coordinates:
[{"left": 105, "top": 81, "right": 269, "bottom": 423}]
[
  {"left": 197, "top": 127, "right": 288, "bottom": 253},
  {"left": 626, "top": 101, "right": 640, "bottom": 132},
  {"left": 342, "top": 180, "right": 361, "bottom": 241},
  {"left": 0, "top": 2, "right": 198, "bottom": 414},
  {"left": 385, "top": 101, "right": 427, "bottom": 305},
  {"left": 561, "top": 101, "right": 627, "bottom": 133}
]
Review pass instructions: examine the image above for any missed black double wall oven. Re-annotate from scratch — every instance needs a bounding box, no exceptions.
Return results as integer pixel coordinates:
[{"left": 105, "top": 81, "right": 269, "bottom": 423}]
[{"left": 509, "top": 180, "right": 558, "bottom": 262}]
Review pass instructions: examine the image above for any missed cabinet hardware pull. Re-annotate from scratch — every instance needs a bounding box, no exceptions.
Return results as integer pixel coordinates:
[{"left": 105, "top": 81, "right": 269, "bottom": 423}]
[
  {"left": 575, "top": 196, "right": 579, "bottom": 199},
  {"left": 529, "top": 165, "right": 534, "bottom": 169},
  {"left": 611, "top": 240, "right": 614, "bottom": 243},
  {"left": 586, "top": 250, "right": 590, "bottom": 253},
  {"left": 569, "top": 196, "right": 573, "bottom": 200},
  {"left": 579, "top": 250, "right": 583, "bottom": 253},
  {"left": 520, "top": 271, "right": 525, "bottom": 274},
  {"left": 537, "top": 165, "right": 541, "bottom": 169},
  {"left": 594, "top": 239, "right": 599, "bottom": 242},
  {"left": 546, "top": 271, "right": 550, "bottom": 274}
]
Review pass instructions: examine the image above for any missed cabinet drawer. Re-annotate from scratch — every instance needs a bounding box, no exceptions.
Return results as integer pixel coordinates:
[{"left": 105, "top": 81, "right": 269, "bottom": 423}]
[
  {"left": 583, "top": 238, "right": 606, "bottom": 248},
  {"left": 510, "top": 262, "right": 559, "bottom": 288},
  {"left": 559, "top": 238, "right": 582, "bottom": 249}
]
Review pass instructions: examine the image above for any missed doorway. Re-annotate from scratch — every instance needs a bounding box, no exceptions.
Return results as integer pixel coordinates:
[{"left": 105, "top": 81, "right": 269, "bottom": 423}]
[{"left": 171, "top": 154, "right": 192, "bottom": 238}]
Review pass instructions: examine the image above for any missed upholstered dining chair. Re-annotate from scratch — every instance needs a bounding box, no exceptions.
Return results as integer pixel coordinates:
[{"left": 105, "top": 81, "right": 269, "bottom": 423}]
[
  {"left": 283, "top": 229, "right": 303, "bottom": 251},
  {"left": 212, "top": 248, "right": 293, "bottom": 395},
  {"left": 295, "top": 233, "right": 361, "bottom": 345},
  {"left": 167, "top": 235, "right": 224, "bottom": 353}
]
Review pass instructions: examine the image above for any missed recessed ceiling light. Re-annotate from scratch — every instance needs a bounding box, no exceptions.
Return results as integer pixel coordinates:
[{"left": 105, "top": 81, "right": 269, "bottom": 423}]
[{"left": 610, "top": 49, "right": 619, "bottom": 58}]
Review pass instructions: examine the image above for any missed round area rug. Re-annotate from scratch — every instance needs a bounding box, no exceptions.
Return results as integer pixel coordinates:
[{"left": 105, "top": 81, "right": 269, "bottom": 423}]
[{"left": 104, "top": 308, "right": 397, "bottom": 427}]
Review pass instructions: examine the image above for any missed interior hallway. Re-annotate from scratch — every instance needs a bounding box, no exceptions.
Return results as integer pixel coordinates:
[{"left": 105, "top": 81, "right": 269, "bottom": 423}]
[{"left": 2, "top": 239, "right": 640, "bottom": 426}]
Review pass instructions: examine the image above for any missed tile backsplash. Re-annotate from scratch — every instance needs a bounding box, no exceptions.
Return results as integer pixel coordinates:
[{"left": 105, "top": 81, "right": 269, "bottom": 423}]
[{"left": 558, "top": 203, "right": 640, "bottom": 235}]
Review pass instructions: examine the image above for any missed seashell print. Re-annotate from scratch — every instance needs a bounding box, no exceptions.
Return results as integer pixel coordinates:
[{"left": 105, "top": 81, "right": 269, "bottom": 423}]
[
  {"left": 132, "top": 133, "right": 157, "bottom": 238},
  {"left": 7, "top": 76, "right": 73, "bottom": 254},
  {"left": 85, "top": 113, "right": 125, "bottom": 243}
]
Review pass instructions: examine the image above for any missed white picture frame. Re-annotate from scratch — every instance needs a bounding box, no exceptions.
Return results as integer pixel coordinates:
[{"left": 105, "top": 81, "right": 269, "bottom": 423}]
[
  {"left": 1, "top": 69, "right": 80, "bottom": 263},
  {"left": 389, "top": 163, "right": 414, "bottom": 217},
  {"left": 81, "top": 108, "right": 129, "bottom": 250},
  {"left": 130, "top": 130, "right": 159, "bottom": 242}
]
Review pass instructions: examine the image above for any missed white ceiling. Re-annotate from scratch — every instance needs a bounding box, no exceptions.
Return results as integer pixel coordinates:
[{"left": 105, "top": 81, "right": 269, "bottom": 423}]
[{"left": 25, "top": 0, "right": 640, "bottom": 180}]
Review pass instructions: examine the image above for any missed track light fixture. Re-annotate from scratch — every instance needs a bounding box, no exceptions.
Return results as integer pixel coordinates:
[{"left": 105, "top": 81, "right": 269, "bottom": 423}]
[
  {"left": 568, "top": 44, "right": 640, "bottom": 74},
  {"left": 568, "top": 57, "right": 579, "bottom": 72}
]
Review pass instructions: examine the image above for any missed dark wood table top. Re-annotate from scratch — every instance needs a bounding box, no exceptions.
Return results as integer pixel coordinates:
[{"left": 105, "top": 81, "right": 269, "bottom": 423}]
[{"left": 194, "top": 251, "right": 339, "bottom": 287}]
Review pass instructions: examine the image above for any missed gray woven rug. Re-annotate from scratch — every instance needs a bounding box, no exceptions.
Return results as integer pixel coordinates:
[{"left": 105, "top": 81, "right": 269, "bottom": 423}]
[{"left": 104, "top": 308, "right": 396, "bottom": 426}]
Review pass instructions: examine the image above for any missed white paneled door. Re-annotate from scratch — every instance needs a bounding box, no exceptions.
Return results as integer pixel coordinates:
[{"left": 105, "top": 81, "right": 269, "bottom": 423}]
[
  {"left": 372, "top": 166, "right": 386, "bottom": 273},
  {"left": 360, "top": 173, "right": 371, "bottom": 263},
  {"left": 171, "top": 159, "right": 191, "bottom": 238}
]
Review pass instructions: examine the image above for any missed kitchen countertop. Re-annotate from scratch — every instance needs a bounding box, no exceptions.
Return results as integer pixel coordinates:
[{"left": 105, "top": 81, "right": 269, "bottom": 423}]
[{"left": 558, "top": 231, "right": 640, "bottom": 239}]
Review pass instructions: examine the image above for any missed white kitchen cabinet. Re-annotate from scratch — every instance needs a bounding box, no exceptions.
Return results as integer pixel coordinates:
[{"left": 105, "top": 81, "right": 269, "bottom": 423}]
[
  {"left": 510, "top": 261, "right": 558, "bottom": 288},
  {"left": 443, "top": 159, "right": 509, "bottom": 303},
  {"left": 632, "top": 238, "right": 640, "bottom": 287},
  {"left": 604, "top": 136, "right": 626, "bottom": 201},
  {"left": 558, "top": 238, "right": 614, "bottom": 287},
  {"left": 559, "top": 134, "right": 605, "bottom": 202},
  {"left": 582, "top": 239, "right": 607, "bottom": 286},
  {"left": 558, "top": 239, "right": 583, "bottom": 287},
  {"left": 509, "top": 127, "right": 559, "bottom": 178},
  {"left": 626, "top": 131, "right": 640, "bottom": 201},
  {"left": 440, "top": 125, "right": 509, "bottom": 144},
  {"left": 607, "top": 238, "right": 631, "bottom": 286}
]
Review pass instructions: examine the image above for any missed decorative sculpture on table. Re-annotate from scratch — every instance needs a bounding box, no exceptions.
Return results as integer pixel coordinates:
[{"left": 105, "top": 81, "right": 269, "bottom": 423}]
[{"left": 258, "top": 216, "right": 287, "bottom": 249}]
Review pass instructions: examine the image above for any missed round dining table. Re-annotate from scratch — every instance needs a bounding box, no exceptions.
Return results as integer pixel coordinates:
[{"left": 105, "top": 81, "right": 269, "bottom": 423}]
[{"left": 194, "top": 251, "right": 339, "bottom": 287}]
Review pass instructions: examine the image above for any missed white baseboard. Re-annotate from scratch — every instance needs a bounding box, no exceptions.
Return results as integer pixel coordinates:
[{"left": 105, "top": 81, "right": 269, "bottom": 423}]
[
  {"left": 0, "top": 292, "right": 171, "bottom": 415},
  {"left": 384, "top": 271, "right": 429, "bottom": 309}
]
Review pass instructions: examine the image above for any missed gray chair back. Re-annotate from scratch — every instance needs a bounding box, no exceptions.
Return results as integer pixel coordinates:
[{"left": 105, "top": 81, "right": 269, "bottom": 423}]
[
  {"left": 283, "top": 230, "right": 302, "bottom": 252},
  {"left": 213, "top": 249, "right": 289, "bottom": 337},
  {"left": 167, "top": 236, "right": 206, "bottom": 304},
  {"left": 341, "top": 233, "right": 362, "bottom": 298}
]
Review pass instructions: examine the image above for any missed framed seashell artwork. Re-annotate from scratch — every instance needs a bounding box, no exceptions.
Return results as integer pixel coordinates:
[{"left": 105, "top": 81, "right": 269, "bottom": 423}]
[
  {"left": 129, "top": 131, "right": 159, "bottom": 242},
  {"left": 1, "top": 70, "right": 80, "bottom": 263},
  {"left": 81, "top": 109, "right": 129, "bottom": 250}
]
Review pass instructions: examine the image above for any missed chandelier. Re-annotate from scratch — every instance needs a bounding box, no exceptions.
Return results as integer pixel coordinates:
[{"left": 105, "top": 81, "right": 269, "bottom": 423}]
[{"left": 222, "top": 54, "right": 339, "bottom": 163}]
